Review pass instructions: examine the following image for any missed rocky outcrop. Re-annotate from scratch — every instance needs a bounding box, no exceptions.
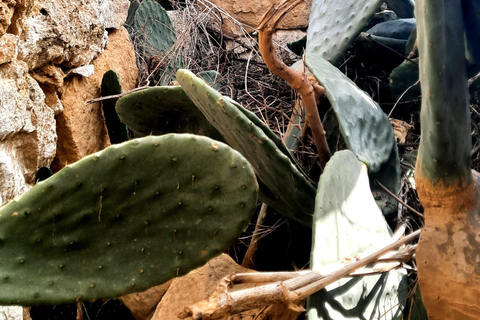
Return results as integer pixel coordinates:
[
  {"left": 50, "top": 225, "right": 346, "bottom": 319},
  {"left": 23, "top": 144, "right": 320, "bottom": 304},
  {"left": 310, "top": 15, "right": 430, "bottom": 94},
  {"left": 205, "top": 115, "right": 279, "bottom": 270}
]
[
  {"left": 52, "top": 27, "right": 138, "bottom": 171},
  {"left": 0, "top": 60, "right": 56, "bottom": 205},
  {"left": 18, "top": 0, "right": 129, "bottom": 70},
  {"left": 206, "top": 0, "right": 312, "bottom": 37}
]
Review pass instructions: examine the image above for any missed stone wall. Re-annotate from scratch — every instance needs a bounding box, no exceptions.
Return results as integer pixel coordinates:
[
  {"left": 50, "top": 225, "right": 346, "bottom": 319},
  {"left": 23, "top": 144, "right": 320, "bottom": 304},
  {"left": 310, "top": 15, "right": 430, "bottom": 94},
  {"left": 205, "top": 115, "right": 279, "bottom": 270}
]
[{"left": 0, "top": 0, "right": 137, "bottom": 207}]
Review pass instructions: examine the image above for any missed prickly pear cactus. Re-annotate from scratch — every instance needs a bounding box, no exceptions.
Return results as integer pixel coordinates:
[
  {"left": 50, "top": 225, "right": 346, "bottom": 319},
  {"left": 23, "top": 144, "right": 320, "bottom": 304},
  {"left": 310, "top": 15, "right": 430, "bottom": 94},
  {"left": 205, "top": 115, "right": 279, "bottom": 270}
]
[
  {"left": 0, "top": 134, "right": 258, "bottom": 305},
  {"left": 133, "top": 0, "right": 180, "bottom": 85},
  {"left": 306, "top": 0, "right": 383, "bottom": 65},
  {"left": 115, "top": 86, "right": 224, "bottom": 141},
  {"left": 307, "top": 150, "right": 406, "bottom": 320},
  {"left": 176, "top": 69, "right": 316, "bottom": 227},
  {"left": 101, "top": 70, "right": 129, "bottom": 144},
  {"left": 385, "top": 0, "right": 415, "bottom": 18},
  {"left": 389, "top": 58, "right": 420, "bottom": 102},
  {"left": 305, "top": 53, "right": 397, "bottom": 175}
]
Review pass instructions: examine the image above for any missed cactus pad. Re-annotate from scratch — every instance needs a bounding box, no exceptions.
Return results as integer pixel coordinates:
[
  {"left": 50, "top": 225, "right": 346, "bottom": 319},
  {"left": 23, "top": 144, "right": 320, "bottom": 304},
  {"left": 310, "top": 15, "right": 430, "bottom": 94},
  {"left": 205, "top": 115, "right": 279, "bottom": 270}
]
[
  {"left": 133, "top": 0, "right": 180, "bottom": 84},
  {"left": 0, "top": 134, "right": 258, "bottom": 305},
  {"left": 307, "top": 150, "right": 405, "bottom": 320},
  {"left": 305, "top": 52, "right": 397, "bottom": 175},
  {"left": 306, "top": 0, "right": 383, "bottom": 65},
  {"left": 176, "top": 69, "right": 316, "bottom": 227},
  {"left": 115, "top": 86, "right": 223, "bottom": 141},
  {"left": 101, "top": 70, "right": 129, "bottom": 144}
]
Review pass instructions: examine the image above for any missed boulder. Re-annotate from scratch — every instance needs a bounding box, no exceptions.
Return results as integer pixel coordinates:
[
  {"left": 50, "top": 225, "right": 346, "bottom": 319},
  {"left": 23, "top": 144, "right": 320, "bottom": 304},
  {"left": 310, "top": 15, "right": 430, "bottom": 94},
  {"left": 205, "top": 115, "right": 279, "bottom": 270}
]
[
  {"left": 206, "top": 0, "right": 312, "bottom": 37},
  {"left": 0, "top": 60, "right": 56, "bottom": 205},
  {"left": 120, "top": 280, "right": 173, "bottom": 320},
  {"left": 52, "top": 27, "right": 138, "bottom": 171},
  {"left": 151, "top": 254, "right": 302, "bottom": 320}
]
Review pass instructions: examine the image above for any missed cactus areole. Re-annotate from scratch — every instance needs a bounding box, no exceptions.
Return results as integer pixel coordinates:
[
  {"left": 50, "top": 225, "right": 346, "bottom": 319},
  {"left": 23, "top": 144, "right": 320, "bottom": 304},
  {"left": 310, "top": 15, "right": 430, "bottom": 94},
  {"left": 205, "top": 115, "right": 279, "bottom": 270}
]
[
  {"left": 415, "top": 0, "right": 480, "bottom": 318},
  {"left": 0, "top": 134, "right": 258, "bottom": 305}
]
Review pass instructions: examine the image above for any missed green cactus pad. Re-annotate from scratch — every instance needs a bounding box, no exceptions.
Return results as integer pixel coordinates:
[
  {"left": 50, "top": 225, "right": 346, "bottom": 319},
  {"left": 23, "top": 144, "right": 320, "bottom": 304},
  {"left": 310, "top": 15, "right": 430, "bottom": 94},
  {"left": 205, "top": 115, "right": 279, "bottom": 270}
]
[
  {"left": 0, "top": 134, "right": 258, "bottom": 305},
  {"left": 133, "top": 0, "right": 180, "bottom": 85},
  {"left": 307, "top": 150, "right": 406, "bottom": 320},
  {"left": 416, "top": 0, "right": 471, "bottom": 184},
  {"left": 115, "top": 86, "right": 224, "bottom": 141},
  {"left": 306, "top": 0, "right": 383, "bottom": 65},
  {"left": 389, "top": 58, "right": 420, "bottom": 102},
  {"left": 305, "top": 52, "right": 396, "bottom": 176},
  {"left": 176, "top": 69, "right": 316, "bottom": 227},
  {"left": 101, "top": 70, "right": 129, "bottom": 144},
  {"left": 385, "top": 0, "right": 415, "bottom": 18},
  {"left": 125, "top": 0, "right": 140, "bottom": 28}
]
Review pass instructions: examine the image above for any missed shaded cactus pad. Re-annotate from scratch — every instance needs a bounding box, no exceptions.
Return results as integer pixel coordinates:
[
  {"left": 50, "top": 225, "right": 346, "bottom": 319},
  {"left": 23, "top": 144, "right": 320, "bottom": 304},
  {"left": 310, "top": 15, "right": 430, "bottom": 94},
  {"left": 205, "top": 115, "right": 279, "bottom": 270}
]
[
  {"left": 115, "top": 86, "right": 223, "bottom": 141},
  {"left": 0, "top": 134, "right": 258, "bottom": 305}
]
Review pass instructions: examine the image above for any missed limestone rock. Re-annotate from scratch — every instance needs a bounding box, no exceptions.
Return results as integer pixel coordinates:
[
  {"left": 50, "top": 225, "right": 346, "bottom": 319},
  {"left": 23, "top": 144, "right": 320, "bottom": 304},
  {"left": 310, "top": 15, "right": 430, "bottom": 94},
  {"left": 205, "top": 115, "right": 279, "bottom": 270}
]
[
  {"left": 52, "top": 27, "right": 138, "bottom": 171},
  {"left": 18, "top": 0, "right": 129, "bottom": 70},
  {"left": 0, "top": 0, "right": 16, "bottom": 35},
  {"left": 206, "top": 0, "right": 312, "bottom": 37},
  {"left": 0, "top": 60, "right": 56, "bottom": 205},
  {"left": 0, "top": 33, "right": 18, "bottom": 64},
  {"left": 120, "top": 280, "right": 173, "bottom": 320}
]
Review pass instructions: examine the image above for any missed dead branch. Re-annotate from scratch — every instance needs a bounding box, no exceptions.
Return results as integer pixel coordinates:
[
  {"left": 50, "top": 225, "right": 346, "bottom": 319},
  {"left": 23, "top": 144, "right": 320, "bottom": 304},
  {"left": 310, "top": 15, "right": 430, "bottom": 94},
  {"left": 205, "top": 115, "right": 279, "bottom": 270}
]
[
  {"left": 87, "top": 85, "right": 150, "bottom": 104},
  {"left": 257, "top": 0, "right": 331, "bottom": 169},
  {"left": 179, "top": 230, "right": 420, "bottom": 319}
]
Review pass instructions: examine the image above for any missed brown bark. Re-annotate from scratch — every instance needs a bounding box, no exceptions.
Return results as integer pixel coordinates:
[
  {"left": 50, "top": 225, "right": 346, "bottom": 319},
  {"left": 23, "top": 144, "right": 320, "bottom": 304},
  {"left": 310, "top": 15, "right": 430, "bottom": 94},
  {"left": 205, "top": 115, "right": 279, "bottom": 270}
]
[
  {"left": 257, "top": 0, "right": 331, "bottom": 168},
  {"left": 415, "top": 169, "right": 480, "bottom": 319}
]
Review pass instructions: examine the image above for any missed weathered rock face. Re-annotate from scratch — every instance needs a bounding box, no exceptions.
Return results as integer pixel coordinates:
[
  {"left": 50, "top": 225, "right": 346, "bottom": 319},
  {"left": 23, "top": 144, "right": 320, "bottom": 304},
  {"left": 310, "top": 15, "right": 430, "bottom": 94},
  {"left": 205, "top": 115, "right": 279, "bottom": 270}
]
[
  {"left": 0, "top": 60, "right": 56, "bottom": 205},
  {"left": 206, "top": 0, "right": 312, "bottom": 37},
  {"left": 52, "top": 27, "right": 138, "bottom": 171},
  {"left": 17, "top": 0, "right": 129, "bottom": 70}
]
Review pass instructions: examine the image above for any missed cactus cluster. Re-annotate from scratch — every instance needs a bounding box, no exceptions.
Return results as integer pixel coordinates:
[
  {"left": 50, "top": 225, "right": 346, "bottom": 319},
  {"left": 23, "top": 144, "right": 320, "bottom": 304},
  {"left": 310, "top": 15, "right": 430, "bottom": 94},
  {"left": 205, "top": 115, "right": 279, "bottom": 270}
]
[
  {"left": 0, "top": 134, "right": 257, "bottom": 305},
  {"left": 128, "top": 0, "right": 180, "bottom": 85},
  {"left": 177, "top": 69, "right": 316, "bottom": 227}
]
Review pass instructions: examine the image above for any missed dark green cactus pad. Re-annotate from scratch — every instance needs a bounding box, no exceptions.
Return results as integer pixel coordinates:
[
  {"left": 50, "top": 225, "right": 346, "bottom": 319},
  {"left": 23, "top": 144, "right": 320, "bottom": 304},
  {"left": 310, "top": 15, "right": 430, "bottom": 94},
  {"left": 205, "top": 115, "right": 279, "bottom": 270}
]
[
  {"left": 101, "top": 70, "right": 129, "bottom": 144},
  {"left": 0, "top": 134, "right": 258, "bottom": 305},
  {"left": 125, "top": 0, "right": 140, "bottom": 28},
  {"left": 389, "top": 58, "right": 421, "bottom": 102},
  {"left": 322, "top": 107, "right": 345, "bottom": 154},
  {"left": 463, "top": 0, "right": 480, "bottom": 76},
  {"left": 115, "top": 86, "right": 224, "bottom": 141},
  {"left": 305, "top": 52, "right": 397, "bottom": 176},
  {"left": 176, "top": 69, "right": 316, "bottom": 227},
  {"left": 307, "top": 150, "right": 406, "bottom": 320},
  {"left": 385, "top": 0, "right": 415, "bottom": 18},
  {"left": 133, "top": 0, "right": 180, "bottom": 85},
  {"left": 366, "top": 18, "right": 416, "bottom": 40},
  {"left": 365, "top": 10, "right": 398, "bottom": 30},
  {"left": 306, "top": 0, "right": 383, "bottom": 65},
  {"left": 416, "top": 0, "right": 471, "bottom": 184}
]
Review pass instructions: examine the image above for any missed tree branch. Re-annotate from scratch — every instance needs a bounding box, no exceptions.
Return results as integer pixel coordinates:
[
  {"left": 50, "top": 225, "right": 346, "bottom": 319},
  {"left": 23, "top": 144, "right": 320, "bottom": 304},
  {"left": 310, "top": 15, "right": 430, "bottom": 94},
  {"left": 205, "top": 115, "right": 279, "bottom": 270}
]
[{"left": 257, "top": 0, "right": 331, "bottom": 169}]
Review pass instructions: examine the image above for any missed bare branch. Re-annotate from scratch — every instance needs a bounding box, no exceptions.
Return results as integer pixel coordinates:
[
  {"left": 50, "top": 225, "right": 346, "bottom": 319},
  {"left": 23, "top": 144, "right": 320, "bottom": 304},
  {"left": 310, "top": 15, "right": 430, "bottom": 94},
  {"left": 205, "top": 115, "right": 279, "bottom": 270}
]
[
  {"left": 179, "top": 230, "right": 420, "bottom": 319},
  {"left": 257, "top": 0, "right": 331, "bottom": 169}
]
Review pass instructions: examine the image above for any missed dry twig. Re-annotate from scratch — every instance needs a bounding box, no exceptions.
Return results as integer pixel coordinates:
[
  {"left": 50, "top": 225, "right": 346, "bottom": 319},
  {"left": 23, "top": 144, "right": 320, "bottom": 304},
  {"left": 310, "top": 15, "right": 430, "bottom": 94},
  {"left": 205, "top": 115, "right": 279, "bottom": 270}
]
[{"left": 179, "top": 230, "right": 420, "bottom": 319}]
